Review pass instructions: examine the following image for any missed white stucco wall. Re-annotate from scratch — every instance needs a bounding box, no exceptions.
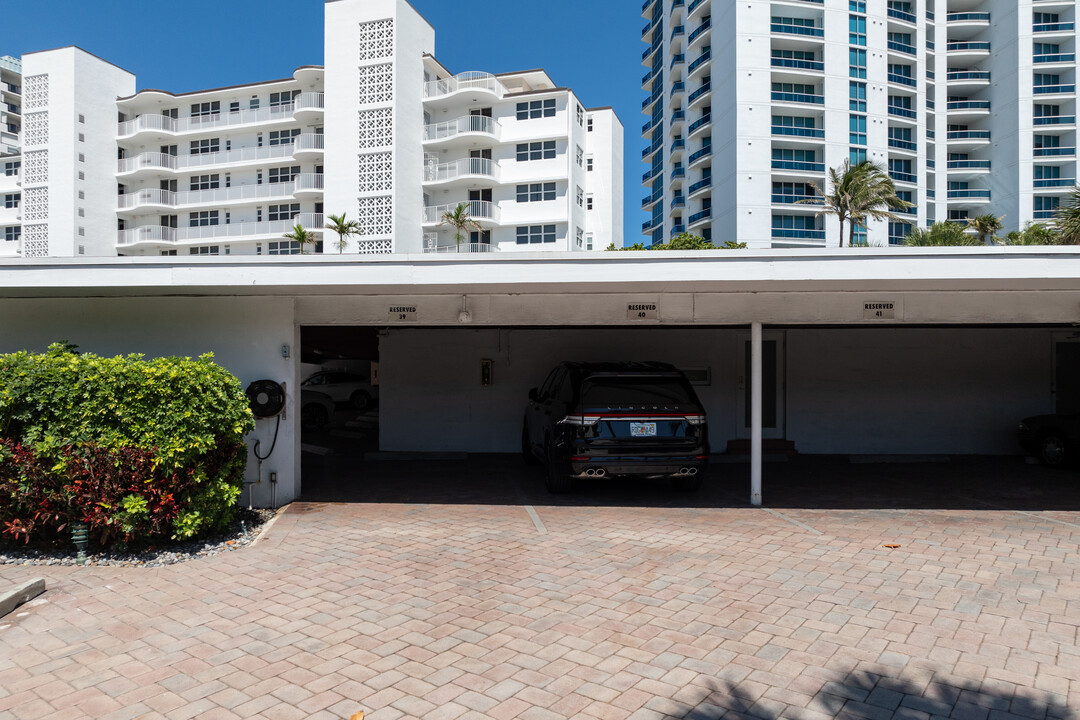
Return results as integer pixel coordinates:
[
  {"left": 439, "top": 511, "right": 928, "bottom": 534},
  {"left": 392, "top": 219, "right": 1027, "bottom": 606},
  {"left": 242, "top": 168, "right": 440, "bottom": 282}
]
[{"left": 0, "top": 296, "right": 299, "bottom": 507}]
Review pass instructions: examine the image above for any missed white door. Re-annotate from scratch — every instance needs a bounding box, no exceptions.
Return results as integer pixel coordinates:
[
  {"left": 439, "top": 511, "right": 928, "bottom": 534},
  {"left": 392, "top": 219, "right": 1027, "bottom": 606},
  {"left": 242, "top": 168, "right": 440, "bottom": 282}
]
[{"left": 736, "top": 331, "right": 786, "bottom": 440}]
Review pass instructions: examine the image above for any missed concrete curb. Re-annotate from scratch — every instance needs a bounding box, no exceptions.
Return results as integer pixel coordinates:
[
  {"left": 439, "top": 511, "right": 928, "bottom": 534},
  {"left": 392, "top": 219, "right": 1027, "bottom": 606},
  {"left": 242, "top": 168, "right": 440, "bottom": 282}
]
[
  {"left": 251, "top": 505, "right": 290, "bottom": 546},
  {"left": 0, "top": 578, "right": 45, "bottom": 619}
]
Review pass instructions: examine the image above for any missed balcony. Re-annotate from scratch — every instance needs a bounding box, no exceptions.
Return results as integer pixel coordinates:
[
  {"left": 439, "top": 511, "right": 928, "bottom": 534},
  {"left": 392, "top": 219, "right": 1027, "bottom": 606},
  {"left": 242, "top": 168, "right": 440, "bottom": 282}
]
[
  {"left": 772, "top": 228, "right": 825, "bottom": 241},
  {"left": 772, "top": 57, "right": 825, "bottom": 72},
  {"left": 947, "top": 189, "right": 991, "bottom": 201},
  {"left": 1034, "top": 115, "right": 1077, "bottom": 126},
  {"left": 889, "top": 170, "right": 917, "bottom": 184},
  {"left": 1034, "top": 22, "right": 1075, "bottom": 34},
  {"left": 115, "top": 214, "right": 324, "bottom": 248},
  {"left": 688, "top": 17, "right": 711, "bottom": 46},
  {"left": 946, "top": 12, "right": 991, "bottom": 33},
  {"left": 888, "top": 40, "right": 917, "bottom": 56},
  {"left": 771, "top": 23, "right": 824, "bottom": 38},
  {"left": 947, "top": 71, "right": 991, "bottom": 91},
  {"left": 642, "top": 191, "right": 662, "bottom": 209},
  {"left": 293, "top": 92, "right": 325, "bottom": 123},
  {"left": 293, "top": 133, "right": 325, "bottom": 161},
  {"left": 888, "top": 73, "right": 917, "bottom": 88},
  {"left": 117, "top": 104, "right": 297, "bottom": 139},
  {"left": 772, "top": 159, "right": 825, "bottom": 173},
  {"left": 643, "top": 35, "right": 663, "bottom": 62},
  {"left": 688, "top": 115, "right": 711, "bottom": 136},
  {"left": 670, "top": 81, "right": 686, "bottom": 99},
  {"left": 772, "top": 91, "right": 824, "bottom": 105},
  {"left": 946, "top": 100, "right": 991, "bottom": 118},
  {"left": 423, "top": 72, "right": 506, "bottom": 101},
  {"left": 771, "top": 194, "right": 822, "bottom": 205},
  {"left": 293, "top": 173, "right": 324, "bottom": 198},
  {"left": 1034, "top": 177, "right": 1076, "bottom": 188},
  {"left": 947, "top": 159, "right": 991, "bottom": 172},
  {"left": 423, "top": 115, "right": 501, "bottom": 146},
  {"left": 772, "top": 126, "right": 824, "bottom": 139},
  {"left": 687, "top": 208, "right": 712, "bottom": 225},
  {"left": 687, "top": 0, "right": 708, "bottom": 18},
  {"left": 1034, "top": 84, "right": 1077, "bottom": 95},
  {"left": 116, "top": 144, "right": 306, "bottom": 177},
  {"left": 422, "top": 200, "right": 500, "bottom": 226},
  {"left": 688, "top": 145, "right": 712, "bottom": 164},
  {"left": 888, "top": 138, "right": 917, "bottom": 152},
  {"left": 1035, "top": 53, "right": 1076, "bottom": 65},
  {"left": 688, "top": 49, "right": 712, "bottom": 76},
  {"left": 1034, "top": 146, "right": 1077, "bottom": 157},
  {"left": 423, "top": 243, "right": 499, "bottom": 254},
  {"left": 687, "top": 82, "right": 712, "bottom": 108},
  {"left": 687, "top": 177, "right": 712, "bottom": 195},
  {"left": 887, "top": 7, "right": 916, "bottom": 24},
  {"left": 117, "top": 180, "right": 312, "bottom": 213}
]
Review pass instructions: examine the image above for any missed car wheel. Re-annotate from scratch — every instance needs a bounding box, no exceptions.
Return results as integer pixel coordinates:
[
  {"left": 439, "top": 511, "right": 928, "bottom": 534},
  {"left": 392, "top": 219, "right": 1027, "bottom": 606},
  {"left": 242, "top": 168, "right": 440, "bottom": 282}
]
[
  {"left": 521, "top": 424, "right": 538, "bottom": 466},
  {"left": 301, "top": 404, "right": 329, "bottom": 432},
  {"left": 1040, "top": 432, "right": 1068, "bottom": 467},
  {"left": 350, "top": 390, "right": 372, "bottom": 410},
  {"left": 545, "top": 440, "right": 572, "bottom": 494}
]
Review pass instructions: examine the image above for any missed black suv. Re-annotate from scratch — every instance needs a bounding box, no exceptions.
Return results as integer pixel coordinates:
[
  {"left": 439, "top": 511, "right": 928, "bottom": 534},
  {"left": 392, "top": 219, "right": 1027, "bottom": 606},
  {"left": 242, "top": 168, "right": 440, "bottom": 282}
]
[{"left": 522, "top": 362, "right": 709, "bottom": 492}]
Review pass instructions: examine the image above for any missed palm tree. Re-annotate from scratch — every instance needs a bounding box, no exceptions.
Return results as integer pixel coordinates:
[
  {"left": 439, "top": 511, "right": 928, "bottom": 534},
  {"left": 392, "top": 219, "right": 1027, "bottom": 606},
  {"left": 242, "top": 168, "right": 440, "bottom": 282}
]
[
  {"left": 439, "top": 202, "right": 482, "bottom": 252},
  {"left": 283, "top": 224, "right": 317, "bottom": 255},
  {"left": 966, "top": 214, "right": 1004, "bottom": 246},
  {"left": 325, "top": 213, "right": 360, "bottom": 254},
  {"left": 803, "top": 160, "right": 912, "bottom": 247},
  {"left": 1055, "top": 186, "right": 1080, "bottom": 245}
]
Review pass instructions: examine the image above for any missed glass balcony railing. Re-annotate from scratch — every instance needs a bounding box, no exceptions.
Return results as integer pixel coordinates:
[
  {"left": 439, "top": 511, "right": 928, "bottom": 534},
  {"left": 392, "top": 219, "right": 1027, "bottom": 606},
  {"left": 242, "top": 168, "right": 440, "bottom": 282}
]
[
  {"left": 1034, "top": 53, "right": 1076, "bottom": 64},
  {"left": 773, "top": 160, "right": 825, "bottom": 172},
  {"left": 1034, "top": 178, "right": 1075, "bottom": 187},
  {"left": 772, "top": 91, "right": 825, "bottom": 105},
  {"left": 888, "top": 41, "right": 917, "bottom": 55},
  {"left": 771, "top": 228, "right": 825, "bottom": 240},
  {"left": 688, "top": 208, "right": 712, "bottom": 224},
  {"left": 1034, "top": 146, "right": 1076, "bottom": 156},
  {"left": 771, "top": 23, "right": 824, "bottom": 38},
  {"left": 772, "top": 126, "right": 825, "bottom": 138},
  {"left": 1034, "top": 84, "right": 1076, "bottom": 94},
  {"left": 887, "top": 8, "right": 916, "bottom": 23},
  {"left": 688, "top": 177, "right": 712, "bottom": 194},
  {"left": 772, "top": 58, "right": 825, "bottom": 72},
  {"left": 688, "top": 146, "right": 713, "bottom": 163},
  {"left": 947, "top": 100, "right": 991, "bottom": 111},
  {"left": 947, "top": 130, "right": 991, "bottom": 140},
  {"left": 947, "top": 189, "right": 991, "bottom": 199},
  {"left": 1034, "top": 22, "right": 1075, "bottom": 33},
  {"left": 888, "top": 105, "right": 917, "bottom": 119},
  {"left": 947, "top": 160, "right": 991, "bottom": 169},
  {"left": 888, "top": 73, "right": 917, "bottom": 87}
]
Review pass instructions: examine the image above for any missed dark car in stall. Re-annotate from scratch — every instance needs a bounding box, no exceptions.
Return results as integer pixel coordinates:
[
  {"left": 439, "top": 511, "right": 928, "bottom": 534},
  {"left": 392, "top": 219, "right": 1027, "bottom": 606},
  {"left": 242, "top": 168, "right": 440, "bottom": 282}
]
[
  {"left": 1018, "top": 413, "right": 1080, "bottom": 467},
  {"left": 522, "top": 362, "right": 709, "bottom": 493}
]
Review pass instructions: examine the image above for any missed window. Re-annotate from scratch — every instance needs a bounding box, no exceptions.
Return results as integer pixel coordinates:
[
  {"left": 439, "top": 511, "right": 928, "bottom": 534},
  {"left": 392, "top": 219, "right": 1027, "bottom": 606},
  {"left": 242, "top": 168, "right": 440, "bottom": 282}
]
[
  {"left": 515, "top": 183, "right": 556, "bottom": 202},
  {"left": 850, "top": 82, "right": 867, "bottom": 112},
  {"left": 78, "top": 227, "right": 85, "bottom": 236},
  {"left": 575, "top": 227, "right": 584, "bottom": 246},
  {"left": 515, "top": 225, "right": 557, "bottom": 244},
  {"left": 189, "top": 245, "right": 220, "bottom": 255},
  {"left": 78, "top": 133, "right": 85, "bottom": 142},
  {"left": 78, "top": 191, "right": 85, "bottom": 200},
  {"left": 78, "top": 171, "right": 85, "bottom": 180},
  {"left": 586, "top": 157, "right": 594, "bottom": 172},
  {"left": 516, "top": 141, "right": 556, "bottom": 161},
  {"left": 587, "top": 117, "right": 594, "bottom": 132},
  {"left": 190, "top": 101, "right": 220, "bottom": 118},
  {"left": 250, "top": 97, "right": 260, "bottom": 110},
  {"left": 78, "top": 114, "right": 85, "bottom": 124},
  {"left": 576, "top": 146, "right": 584, "bottom": 167},
  {"left": 586, "top": 195, "right": 594, "bottom": 211},
  {"left": 3, "top": 226, "right": 19, "bottom": 242},
  {"left": 3, "top": 161, "right": 18, "bottom": 177},
  {"left": 268, "top": 203, "right": 301, "bottom": 221},
  {"left": 576, "top": 186, "right": 584, "bottom": 208},
  {"left": 849, "top": 15, "right": 867, "bottom": 45},
  {"left": 849, "top": 115, "right": 867, "bottom": 145},
  {"left": 77, "top": 208, "right": 85, "bottom": 217},
  {"left": 189, "top": 174, "right": 220, "bottom": 191},
  {"left": 515, "top": 99, "right": 556, "bottom": 120},
  {"left": 190, "top": 138, "right": 220, "bottom": 155},
  {"left": 78, "top": 154, "right": 85, "bottom": 163},
  {"left": 849, "top": 48, "right": 867, "bottom": 78},
  {"left": 576, "top": 104, "right": 584, "bottom": 126},
  {"left": 269, "top": 129, "right": 301, "bottom": 146},
  {"left": 586, "top": 233, "right": 593, "bottom": 251},
  {"left": 268, "top": 240, "right": 302, "bottom": 255},
  {"left": 189, "top": 211, "right": 220, "bottom": 227},
  {"left": 229, "top": 101, "right": 240, "bottom": 113},
  {"left": 3, "top": 193, "right": 19, "bottom": 209},
  {"left": 269, "top": 91, "right": 299, "bottom": 109},
  {"left": 268, "top": 166, "right": 301, "bottom": 183},
  {"left": 850, "top": 148, "right": 868, "bottom": 164}
]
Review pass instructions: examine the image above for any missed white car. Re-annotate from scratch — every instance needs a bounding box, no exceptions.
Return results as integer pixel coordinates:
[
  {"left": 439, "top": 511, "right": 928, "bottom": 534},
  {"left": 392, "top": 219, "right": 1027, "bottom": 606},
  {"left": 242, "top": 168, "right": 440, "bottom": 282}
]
[{"left": 301, "top": 371, "right": 378, "bottom": 410}]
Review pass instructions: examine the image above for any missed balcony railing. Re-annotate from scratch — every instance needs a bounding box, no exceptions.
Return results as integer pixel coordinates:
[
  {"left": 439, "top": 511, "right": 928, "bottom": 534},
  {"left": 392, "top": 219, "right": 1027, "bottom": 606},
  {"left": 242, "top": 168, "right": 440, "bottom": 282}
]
[
  {"left": 424, "top": 157, "right": 499, "bottom": 184},
  {"left": 117, "top": 179, "right": 316, "bottom": 210},
  {"left": 947, "top": 71, "right": 991, "bottom": 82},
  {"left": 887, "top": 8, "right": 916, "bottom": 23},
  {"left": 772, "top": 126, "right": 824, "bottom": 138},
  {"left": 772, "top": 58, "right": 825, "bottom": 72},
  {"left": 423, "top": 72, "right": 506, "bottom": 100},
  {"left": 771, "top": 194, "right": 822, "bottom": 205},
  {"left": 947, "top": 189, "right": 991, "bottom": 199},
  {"left": 888, "top": 73, "right": 917, "bottom": 87},
  {"left": 688, "top": 50, "right": 712, "bottom": 74},
  {"left": 889, "top": 105, "right": 917, "bottom": 119},
  {"left": 1034, "top": 22, "right": 1075, "bottom": 33},
  {"left": 947, "top": 42, "right": 990, "bottom": 52},
  {"left": 889, "top": 171, "right": 917, "bottom": 183},
  {"left": 1034, "top": 53, "right": 1076, "bottom": 64},
  {"left": 888, "top": 138, "right": 917, "bottom": 151},
  {"left": 422, "top": 200, "right": 499, "bottom": 225},
  {"left": 771, "top": 23, "right": 824, "bottom": 38},
  {"left": 294, "top": 173, "right": 324, "bottom": 192},
  {"left": 116, "top": 214, "right": 324, "bottom": 246},
  {"left": 1034, "top": 84, "right": 1076, "bottom": 94},
  {"left": 117, "top": 104, "right": 297, "bottom": 137},
  {"left": 294, "top": 133, "right": 325, "bottom": 152},
  {"left": 423, "top": 243, "right": 499, "bottom": 254},
  {"left": 771, "top": 228, "right": 824, "bottom": 240},
  {"left": 688, "top": 18, "right": 711, "bottom": 44},
  {"left": 688, "top": 146, "right": 713, "bottom": 163},
  {"left": 888, "top": 41, "right": 917, "bottom": 56},
  {"left": 947, "top": 160, "right": 991, "bottom": 170},
  {"left": 947, "top": 12, "right": 990, "bottom": 22},
  {"left": 1034, "top": 146, "right": 1076, "bottom": 156},
  {"left": 947, "top": 100, "right": 991, "bottom": 111},
  {"left": 688, "top": 177, "right": 712, "bottom": 194},
  {"left": 1034, "top": 115, "right": 1076, "bottom": 125},
  {"left": 294, "top": 92, "right": 325, "bottom": 112},
  {"left": 424, "top": 115, "right": 501, "bottom": 142},
  {"left": 117, "top": 144, "right": 300, "bottom": 174},
  {"left": 772, "top": 160, "right": 824, "bottom": 172},
  {"left": 1034, "top": 178, "right": 1076, "bottom": 188},
  {"left": 772, "top": 91, "right": 824, "bottom": 105},
  {"left": 688, "top": 208, "right": 712, "bottom": 224},
  {"left": 947, "top": 130, "right": 991, "bottom": 140},
  {"left": 688, "top": 83, "right": 712, "bottom": 104},
  {"left": 688, "top": 115, "right": 711, "bottom": 134}
]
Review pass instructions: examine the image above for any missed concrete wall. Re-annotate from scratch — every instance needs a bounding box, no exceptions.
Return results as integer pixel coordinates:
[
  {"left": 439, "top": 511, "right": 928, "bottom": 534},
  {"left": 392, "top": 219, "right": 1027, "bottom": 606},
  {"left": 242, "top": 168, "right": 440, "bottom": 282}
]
[
  {"left": 0, "top": 296, "right": 299, "bottom": 507},
  {"left": 379, "top": 326, "right": 1054, "bottom": 456}
]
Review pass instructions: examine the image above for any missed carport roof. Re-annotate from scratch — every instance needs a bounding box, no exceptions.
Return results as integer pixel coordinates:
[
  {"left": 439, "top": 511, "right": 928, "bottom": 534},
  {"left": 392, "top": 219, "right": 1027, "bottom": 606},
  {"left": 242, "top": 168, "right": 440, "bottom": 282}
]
[{"left": 0, "top": 248, "right": 1079, "bottom": 298}]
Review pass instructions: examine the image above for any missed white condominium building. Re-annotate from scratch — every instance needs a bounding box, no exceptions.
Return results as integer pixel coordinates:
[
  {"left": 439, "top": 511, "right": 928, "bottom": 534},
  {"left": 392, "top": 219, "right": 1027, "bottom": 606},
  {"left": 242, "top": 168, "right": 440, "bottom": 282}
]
[
  {"left": 0, "top": 0, "right": 622, "bottom": 259},
  {"left": 641, "top": 0, "right": 1078, "bottom": 247}
]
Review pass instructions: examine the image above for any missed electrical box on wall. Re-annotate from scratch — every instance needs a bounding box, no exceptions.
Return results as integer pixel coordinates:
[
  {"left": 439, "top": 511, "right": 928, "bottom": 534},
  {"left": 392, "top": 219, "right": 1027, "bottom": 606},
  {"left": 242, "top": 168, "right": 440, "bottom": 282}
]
[{"left": 480, "top": 359, "right": 493, "bottom": 386}]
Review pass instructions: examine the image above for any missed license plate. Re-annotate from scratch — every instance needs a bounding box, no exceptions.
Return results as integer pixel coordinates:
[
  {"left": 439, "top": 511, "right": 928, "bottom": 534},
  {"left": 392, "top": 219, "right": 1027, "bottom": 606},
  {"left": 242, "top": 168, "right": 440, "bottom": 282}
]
[{"left": 630, "top": 422, "right": 657, "bottom": 437}]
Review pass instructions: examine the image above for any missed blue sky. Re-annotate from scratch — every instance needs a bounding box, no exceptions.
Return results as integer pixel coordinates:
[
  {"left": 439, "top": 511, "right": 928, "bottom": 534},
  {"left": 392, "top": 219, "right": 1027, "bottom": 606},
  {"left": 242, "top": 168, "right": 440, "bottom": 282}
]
[{"left": 5, "top": 0, "right": 646, "bottom": 245}]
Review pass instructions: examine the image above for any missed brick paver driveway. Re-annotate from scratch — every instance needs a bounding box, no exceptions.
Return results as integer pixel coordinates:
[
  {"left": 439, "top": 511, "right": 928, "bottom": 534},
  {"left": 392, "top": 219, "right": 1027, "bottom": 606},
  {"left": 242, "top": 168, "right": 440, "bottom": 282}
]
[{"left": 1, "top": 456, "right": 1078, "bottom": 720}]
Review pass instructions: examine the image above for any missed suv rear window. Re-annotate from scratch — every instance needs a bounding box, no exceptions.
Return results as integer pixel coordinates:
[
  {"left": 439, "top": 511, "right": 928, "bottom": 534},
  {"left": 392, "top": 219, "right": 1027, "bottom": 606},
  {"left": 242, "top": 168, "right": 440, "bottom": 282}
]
[{"left": 581, "top": 376, "right": 695, "bottom": 406}]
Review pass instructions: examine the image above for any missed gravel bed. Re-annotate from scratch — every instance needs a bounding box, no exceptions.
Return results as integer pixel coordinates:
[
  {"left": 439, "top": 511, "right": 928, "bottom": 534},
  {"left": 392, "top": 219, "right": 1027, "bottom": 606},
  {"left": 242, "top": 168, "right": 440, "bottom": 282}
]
[{"left": 0, "top": 508, "right": 279, "bottom": 567}]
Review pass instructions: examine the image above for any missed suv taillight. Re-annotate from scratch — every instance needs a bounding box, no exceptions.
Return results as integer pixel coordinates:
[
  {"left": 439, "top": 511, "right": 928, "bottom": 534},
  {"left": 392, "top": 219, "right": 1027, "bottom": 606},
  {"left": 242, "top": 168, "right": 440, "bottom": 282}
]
[{"left": 558, "top": 415, "right": 602, "bottom": 427}]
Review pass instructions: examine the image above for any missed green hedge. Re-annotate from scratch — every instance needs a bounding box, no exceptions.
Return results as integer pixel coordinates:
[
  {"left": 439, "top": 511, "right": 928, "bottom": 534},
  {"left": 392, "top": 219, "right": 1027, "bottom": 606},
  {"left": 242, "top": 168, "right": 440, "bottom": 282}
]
[{"left": 0, "top": 344, "right": 255, "bottom": 546}]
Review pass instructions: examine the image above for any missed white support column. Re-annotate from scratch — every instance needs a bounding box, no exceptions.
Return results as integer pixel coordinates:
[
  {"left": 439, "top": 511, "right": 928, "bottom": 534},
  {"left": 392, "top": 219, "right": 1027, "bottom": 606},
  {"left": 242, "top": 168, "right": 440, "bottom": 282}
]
[{"left": 751, "top": 321, "right": 763, "bottom": 506}]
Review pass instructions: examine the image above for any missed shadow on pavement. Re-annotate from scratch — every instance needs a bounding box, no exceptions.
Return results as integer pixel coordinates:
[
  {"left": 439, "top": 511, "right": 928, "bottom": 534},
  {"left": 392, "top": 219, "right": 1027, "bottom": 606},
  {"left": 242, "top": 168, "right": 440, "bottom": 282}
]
[
  {"left": 300, "top": 451, "right": 1080, "bottom": 512},
  {"left": 669, "top": 671, "right": 1074, "bottom": 720}
]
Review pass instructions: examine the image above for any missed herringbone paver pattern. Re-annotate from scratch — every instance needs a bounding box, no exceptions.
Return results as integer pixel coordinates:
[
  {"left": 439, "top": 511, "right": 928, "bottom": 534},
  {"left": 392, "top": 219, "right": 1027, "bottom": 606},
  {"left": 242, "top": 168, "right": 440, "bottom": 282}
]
[{"left": 1, "top": 460, "right": 1078, "bottom": 720}]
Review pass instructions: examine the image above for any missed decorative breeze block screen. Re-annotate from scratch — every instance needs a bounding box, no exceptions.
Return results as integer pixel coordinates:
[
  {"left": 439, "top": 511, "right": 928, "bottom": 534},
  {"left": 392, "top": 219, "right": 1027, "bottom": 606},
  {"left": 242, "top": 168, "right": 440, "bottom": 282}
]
[
  {"left": 22, "top": 187, "right": 48, "bottom": 221},
  {"left": 357, "top": 108, "right": 393, "bottom": 149},
  {"left": 23, "top": 112, "right": 49, "bottom": 147},
  {"left": 356, "top": 239, "right": 393, "bottom": 255},
  {"left": 22, "top": 75, "right": 48, "bottom": 111},
  {"left": 358, "top": 152, "right": 393, "bottom": 193},
  {"left": 358, "top": 63, "right": 394, "bottom": 105},
  {"left": 356, "top": 196, "right": 393, "bottom": 237},
  {"left": 22, "top": 224, "right": 48, "bottom": 258},
  {"left": 357, "top": 19, "right": 394, "bottom": 62},
  {"left": 23, "top": 150, "right": 48, "bottom": 184}
]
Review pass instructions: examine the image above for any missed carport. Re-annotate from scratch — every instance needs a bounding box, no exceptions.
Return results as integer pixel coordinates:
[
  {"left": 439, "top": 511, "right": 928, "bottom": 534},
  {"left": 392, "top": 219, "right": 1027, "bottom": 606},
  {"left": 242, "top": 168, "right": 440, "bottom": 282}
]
[{"left": 0, "top": 247, "right": 1078, "bottom": 508}]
